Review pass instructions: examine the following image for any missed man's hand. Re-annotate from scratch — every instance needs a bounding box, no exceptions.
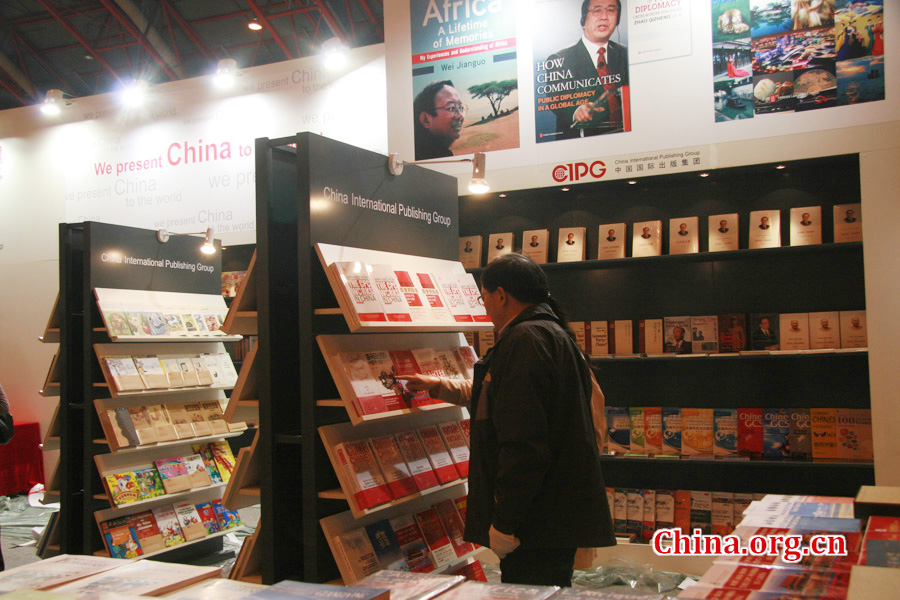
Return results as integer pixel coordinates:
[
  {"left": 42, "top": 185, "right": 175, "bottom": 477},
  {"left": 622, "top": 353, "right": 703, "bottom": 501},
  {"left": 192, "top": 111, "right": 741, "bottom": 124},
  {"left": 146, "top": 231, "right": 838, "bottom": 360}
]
[
  {"left": 489, "top": 525, "right": 520, "bottom": 559},
  {"left": 573, "top": 102, "right": 606, "bottom": 123},
  {"left": 396, "top": 374, "right": 442, "bottom": 394}
]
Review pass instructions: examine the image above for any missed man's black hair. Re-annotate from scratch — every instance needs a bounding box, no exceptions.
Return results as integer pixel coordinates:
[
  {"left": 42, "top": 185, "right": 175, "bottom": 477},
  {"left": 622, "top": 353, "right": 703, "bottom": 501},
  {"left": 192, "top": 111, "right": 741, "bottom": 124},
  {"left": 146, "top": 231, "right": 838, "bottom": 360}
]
[
  {"left": 413, "top": 80, "right": 454, "bottom": 120},
  {"left": 581, "top": 0, "right": 622, "bottom": 27}
]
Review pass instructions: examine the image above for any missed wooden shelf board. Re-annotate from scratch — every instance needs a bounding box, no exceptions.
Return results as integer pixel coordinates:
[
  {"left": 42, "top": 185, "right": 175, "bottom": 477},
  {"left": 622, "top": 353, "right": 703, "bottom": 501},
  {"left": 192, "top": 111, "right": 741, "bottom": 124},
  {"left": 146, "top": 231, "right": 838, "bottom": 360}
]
[
  {"left": 94, "top": 527, "right": 244, "bottom": 560},
  {"left": 93, "top": 430, "right": 244, "bottom": 455}
]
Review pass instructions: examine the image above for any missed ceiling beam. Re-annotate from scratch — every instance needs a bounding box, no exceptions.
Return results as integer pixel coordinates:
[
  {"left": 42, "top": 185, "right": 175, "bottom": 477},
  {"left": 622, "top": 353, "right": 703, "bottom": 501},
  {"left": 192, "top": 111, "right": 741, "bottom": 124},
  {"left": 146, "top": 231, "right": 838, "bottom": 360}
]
[
  {"left": 159, "top": 0, "right": 214, "bottom": 62},
  {"left": 0, "top": 54, "right": 34, "bottom": 102},
  {"left": 356, "top": 0, "right": 384, "bottom": 41},
  {"left": 10, "top": 30, "right": 84, "bottom": 96},
  {"left": 246, "top": 0, "right": 295, "bottom": 60},
  {"left": 99, "top": 0, "right": 182, "bottom": 80},
  {"left": 311, "top": 0, "right": 350, "bottom": 45}
]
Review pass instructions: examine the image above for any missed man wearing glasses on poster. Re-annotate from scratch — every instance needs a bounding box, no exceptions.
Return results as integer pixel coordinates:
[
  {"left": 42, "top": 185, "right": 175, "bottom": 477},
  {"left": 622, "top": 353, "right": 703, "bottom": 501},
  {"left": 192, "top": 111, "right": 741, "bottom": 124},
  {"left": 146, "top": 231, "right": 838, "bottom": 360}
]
[{"left": 413, "top": 80, "right": 468, "bottom": 160}]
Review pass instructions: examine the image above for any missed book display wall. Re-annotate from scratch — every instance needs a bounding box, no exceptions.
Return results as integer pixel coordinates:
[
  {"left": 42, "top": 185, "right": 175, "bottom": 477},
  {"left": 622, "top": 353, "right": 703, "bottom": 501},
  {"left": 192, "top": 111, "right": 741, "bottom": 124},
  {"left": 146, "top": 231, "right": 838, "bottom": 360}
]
[
  {"left": 51, "top": 221, "right": 246, "bottom": 559},
  {"left": 251, "top": 133, "right": 490, "bottom": 584},
  {"left": 459, "top": 155, "right": 874, "bottom": 541}
]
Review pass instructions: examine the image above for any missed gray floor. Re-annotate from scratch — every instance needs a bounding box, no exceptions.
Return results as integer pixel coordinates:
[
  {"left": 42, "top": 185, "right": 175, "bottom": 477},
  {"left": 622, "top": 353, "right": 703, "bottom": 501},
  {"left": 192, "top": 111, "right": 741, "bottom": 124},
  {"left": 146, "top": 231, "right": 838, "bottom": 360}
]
[{"left": 0, "top": 494, "right": 260, "bottom": 575}]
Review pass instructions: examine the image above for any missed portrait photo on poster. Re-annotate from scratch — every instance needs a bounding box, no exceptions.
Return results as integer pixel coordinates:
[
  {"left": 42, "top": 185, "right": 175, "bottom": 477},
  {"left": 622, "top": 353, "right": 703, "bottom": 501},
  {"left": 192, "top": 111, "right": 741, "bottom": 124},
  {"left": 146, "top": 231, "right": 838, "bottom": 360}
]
[{"left": 533, "top": 0, "right": 631, "bottom": 143}]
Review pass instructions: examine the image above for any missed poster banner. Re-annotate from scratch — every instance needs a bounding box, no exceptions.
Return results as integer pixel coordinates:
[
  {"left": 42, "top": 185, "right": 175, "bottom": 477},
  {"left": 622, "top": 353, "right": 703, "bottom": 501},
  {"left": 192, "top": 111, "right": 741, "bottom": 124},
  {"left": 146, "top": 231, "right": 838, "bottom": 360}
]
[
  {"left": 533, "top": 0, "right": 631, "bottom": 143},
  {"left": 712, "top": 0, "right": 885, "bottom": 123},
  {"left": 410, "top": 0, "right": 520, "bottom": 160},
  {"left": 628, "top": 0, "right": 693, "bottom": 64}
]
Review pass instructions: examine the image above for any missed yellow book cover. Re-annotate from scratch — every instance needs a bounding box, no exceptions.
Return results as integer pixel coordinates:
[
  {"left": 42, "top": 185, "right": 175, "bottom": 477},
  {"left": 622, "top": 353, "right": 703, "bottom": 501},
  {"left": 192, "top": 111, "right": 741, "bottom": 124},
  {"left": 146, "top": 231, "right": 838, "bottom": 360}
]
[
  {"left": 810, "top": 408, "right": 838, "bottom": 460},
  {"left": 682, "top": 408, "right": 714, "bottom": 457}
]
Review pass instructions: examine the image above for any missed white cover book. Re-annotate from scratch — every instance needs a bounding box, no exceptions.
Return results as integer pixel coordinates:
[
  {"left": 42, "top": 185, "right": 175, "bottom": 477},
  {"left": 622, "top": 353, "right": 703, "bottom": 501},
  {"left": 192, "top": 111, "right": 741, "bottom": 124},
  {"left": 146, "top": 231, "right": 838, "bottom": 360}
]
[
  {"left": 215, "top": 352, "right": 239, "bottom": 387},
  {"left": 486, "top": 232, "right": 513, "bottom": 263},
  {"left": 410, "top": 348, "right": 446, "bottom": 378},
  {"left": 789, "top": 206, "right": 822, "bottom": 246},
  {"left": 458, "top": 235, "right": 482, "bottom": 269},
  {"left": 414, "top": 273, "right": 453, "bottom": 322},
  {"left": 104, "top": 356, "right": 145, "bottom": 391},
  {"left": 809, "top": 311, "right": 840, "bottom": 349},
  {"left": 669, "top": 217, "right": 699, "bottom": 255},
  {"left": 557, "top": 227, "right": 586, "bottom": 262},
  {"left": 839, "top": 310, "right": 867, "bottom": 348},
  {"left": 333, "top": 261, "right": 387, "bottom": 324},
  {"left": 452, "top": 346, "right": 478, "bottom": 379},
  {"left": 355, "top": 569, "right": 464, "bottom": 600},
  {"left": 393, "top": 270, "right": 432, "bottom": 323},
  {"left": 569, "top": 321, "right": 587, "bottom": 353},
  {"left": 133, "top": 355, "right": 170, "bottom": 389},
  {"left": 632, "top": 220, "right": 662, "bottom": 257},
  {"left": 779, "top": 313, "right": 810, "bottom": 350},
  {"left": 589, "top": 321, "right": 609, "bottom": 355},
  {"left": 708, "top": 213, "right": 739, "bottom": 252},
  {"left": 52, "top": 560, "right": 220, "bottom": 597},
  {"left": 598, "top": 223, "right": 626, "bottom": 259},
  {"left": 611, "top": 320, "right": 633, "bottom": 354},
  {"left": 522, "top": 229, "right": 549, "bottom": 264},
  {"left": 434, "top": 349, "right": 466, "bottom": 380},
  {"left": 334, "top": 527, "right": 379, "bottom": 582},
  {"left": 748, "top": 210, "right": 781, "bottom": 249},
  {"left": 0, "top": 554, "right": 125, "bottom": 592},
  {"left": 433, "top": 273, "right": 474, "bottom": 323},
  {"left": 455, "top": 273, "right": 492, "bottom": 323},
  {"left": 833, "top": 203, "right": 862, "bottom": 243},
  {"left": 369, "top": 264, "right": 413, "bottom": 323},
  {"left": 691, "top": 316, "right": 719, "bottom": 354},
  {"left": 639, "top": 319, "right": 664, "bottom": 354}
]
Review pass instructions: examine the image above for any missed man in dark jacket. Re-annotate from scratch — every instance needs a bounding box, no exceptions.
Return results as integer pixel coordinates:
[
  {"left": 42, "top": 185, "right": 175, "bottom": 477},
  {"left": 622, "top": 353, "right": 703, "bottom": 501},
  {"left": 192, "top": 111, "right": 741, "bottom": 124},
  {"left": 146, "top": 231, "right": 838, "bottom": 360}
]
[{"left": 403, "top": 253, "right": 615, "bottom": 586}]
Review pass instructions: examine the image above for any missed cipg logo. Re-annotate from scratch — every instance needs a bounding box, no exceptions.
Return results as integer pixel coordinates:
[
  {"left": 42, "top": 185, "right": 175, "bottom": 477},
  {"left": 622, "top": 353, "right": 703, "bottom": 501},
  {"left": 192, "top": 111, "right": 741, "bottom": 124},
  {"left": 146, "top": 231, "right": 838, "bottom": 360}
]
[{"left": 551, "top": 160, "right": 607, "bottom": 183}]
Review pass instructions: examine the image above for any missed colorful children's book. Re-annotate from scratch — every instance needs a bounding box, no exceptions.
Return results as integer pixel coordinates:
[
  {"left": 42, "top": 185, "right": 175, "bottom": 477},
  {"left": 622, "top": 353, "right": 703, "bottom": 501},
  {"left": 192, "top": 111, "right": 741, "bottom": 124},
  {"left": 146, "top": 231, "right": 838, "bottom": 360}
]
[
  {"left": 211, "top": 499, "right": 243, "bottom": 530},
  {"left": 133, "top": 467, "right": 166, "bottom": 500},
  {"left": 152, "top": 504, "right": 187, "bottom": 547},
  {"left": 130, "top": 509, "right": 166, "bottom": 554},
  {"left": 194, "top": 502, "right": 221, "bottom": 535},
  {"left": 173, "top": 501, "right": 208, "bottom": 541},
  {"left": 208, "top": 440, "right": 237, "bottom": 482},
  {"left": 154, "top": 456, "right": 191, "bottom": 494},
  {"left": 104, "top": 471, "right": 141, "bottom": 506},
  {"left": 99, "top": 516, "right": 143, "bottom": 559}
]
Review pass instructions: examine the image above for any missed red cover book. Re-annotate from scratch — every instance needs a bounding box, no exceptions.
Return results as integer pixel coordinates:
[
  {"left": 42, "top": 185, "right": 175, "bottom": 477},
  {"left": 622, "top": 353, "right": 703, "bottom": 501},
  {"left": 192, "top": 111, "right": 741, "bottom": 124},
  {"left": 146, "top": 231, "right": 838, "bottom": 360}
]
[
  {"left": 417, "top": 425, "right": 460, "bottom": 484},
  {"left": 334, "top": 440, "right": 393, "bottom": 510},
  {"left": 435, "top": 499, "right": 475, "bottom": 558},
  {"left": 451, "top": 560, "right": 487, "bottom": 582},
  {"left": 389, "top": 350, "right": 440, "bottom": 408},
  {"left": 414, "top": 507, "right": 456, "bottom": 568},
  {"left": 129, "top": 510, "right": 165, "bottom": 554},
  {"left": 454, "top": 495, "right": 468, "bottom": 522},
  {"left": 369, "top": 434, "right": 418, "bottom": 499},
  {"left": 438, "top": 421, "right": 470, "bottom": 478},
  {"left": 458, "top": 419, "right": 471, "bottom": 446},
  {"left": 738, "top": 408, "right": 764, "bottom": 459},
  {"left": 675, "top": 490, "right": 692, "bottom": 534},
  {"left": 394, "top": 431, "right": 440, "bottom": 492}
]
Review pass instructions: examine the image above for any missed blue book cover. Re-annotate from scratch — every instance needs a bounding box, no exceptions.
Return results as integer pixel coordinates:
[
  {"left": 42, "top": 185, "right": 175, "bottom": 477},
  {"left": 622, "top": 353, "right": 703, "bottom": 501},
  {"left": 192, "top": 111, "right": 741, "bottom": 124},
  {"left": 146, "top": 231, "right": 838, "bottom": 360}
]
[
  {"left": 713, "top": 408, "right": 738, "bottom": 457},
  {"left": 763, "top": 408, "right": 791, "bottom": 460},
  {"left": 605, "top": 407, "right": 630, "bottom": 453},
  {"left": 865, "top": 539, "right": 900, "bottom": 568},
  {"left": 661, "top": 407, "right": 682, "bottom": 455},
  {"left": 363, "top": 519, "right": 404, "bottom": 571}
]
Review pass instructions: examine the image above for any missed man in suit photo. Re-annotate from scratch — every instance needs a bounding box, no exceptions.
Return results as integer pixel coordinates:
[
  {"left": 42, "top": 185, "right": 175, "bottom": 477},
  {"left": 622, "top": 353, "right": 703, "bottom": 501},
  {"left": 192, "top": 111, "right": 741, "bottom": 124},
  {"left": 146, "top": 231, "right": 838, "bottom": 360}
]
[
  {"left": 665, "top": 326, "right": 691, "bottom": 354},
  {"left": 548, "top": 0, "right": 629, "bottom": 139},
  {"left": 606, "top": 228, "right": 617, "bottom": 242}
]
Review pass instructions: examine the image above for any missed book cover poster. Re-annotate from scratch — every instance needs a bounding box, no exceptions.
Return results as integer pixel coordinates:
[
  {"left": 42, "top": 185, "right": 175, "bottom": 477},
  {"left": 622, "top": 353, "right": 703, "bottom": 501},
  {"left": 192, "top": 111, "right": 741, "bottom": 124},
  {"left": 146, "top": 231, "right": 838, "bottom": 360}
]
[
  {"left": 522, "top": 229, "right": 549, "bottom": 264},
  {"left": 598, "top": 223, "right": 626, "bottom": 259},
  {"left": 691, "top": 315, "right": 719, "bottom": 353},
  {"left": 749, "top": 312, "right": 780, "bottom": 350},
  {"left": 632, "top": 220, "right": 662, "bottom": 257},
  {"left": 709, "top": 213, "right": 739, "bottom": 252},
  {"left": 663, "top": 316, "right": 692, "bottom": 354},
  {"left": 410, "top": 0, "right": 519, "bottom": 160},
  {"left": 833, "top": 203, "right": 862, "bottom": 243},
  {"left": 557, "top": 227, "right": 586, "bottom": 262},
  {"left": 669, "top": 216, "right": 699, "bottom": 255},
  {"left": 718, "top": 313, "right": 747, "bottom": 352},
  {"left": 458, "top": 235, "right": 482, "bottom": 268},
  {"left": 790, "top": 206, "right": 822, "bottom": 246},
  {"left": 809, "top": 311, "right": 840, "bottom": 349},
  {"left": 839, "top": 309, "right": 867, "bottom": 348},
  {"left": 779, "top": 312, "right": 810, "bottom": 350},
  {"left": 748, "top": 209, "right": 780, "bottom": 249},
  {"left": 533, "top": 0, "right": 631, "bottom": 143},
  {"left": 486, "top": 232, "right": 513, "bottom": 263}
]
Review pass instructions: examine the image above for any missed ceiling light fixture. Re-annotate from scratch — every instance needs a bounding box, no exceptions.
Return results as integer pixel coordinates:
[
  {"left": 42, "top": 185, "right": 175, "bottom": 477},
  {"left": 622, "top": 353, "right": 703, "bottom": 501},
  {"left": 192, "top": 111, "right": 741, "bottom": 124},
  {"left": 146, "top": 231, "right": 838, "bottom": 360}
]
[
  {"left": 121, "top": 81, "right": 148, "bottom": 108},
  {"left": 213, "top": 58, "right": 239, "bottom": 89},
  {"left": 322, "top": 38, "right": 347, "bottom": 70},
  {"left": 627, "top": 180, "right": 637, "bottom": 185},
  {"left": 776, "top": 164, "right": 787, "bottom": 169},
  {"left": 40, "top": 89, "right": 68, "bottom": 115},
  {"left": 699, "top": 172, "right": 710, "bottom": 178},
  {"left": 156, "top": 227, "right": 217, "bottom": 255},
  {"left": 388, "top": 151, "right": 490, "bottom": 194},
  {"left": 248, "top": 19, "right": 262, "bottom": 31}
]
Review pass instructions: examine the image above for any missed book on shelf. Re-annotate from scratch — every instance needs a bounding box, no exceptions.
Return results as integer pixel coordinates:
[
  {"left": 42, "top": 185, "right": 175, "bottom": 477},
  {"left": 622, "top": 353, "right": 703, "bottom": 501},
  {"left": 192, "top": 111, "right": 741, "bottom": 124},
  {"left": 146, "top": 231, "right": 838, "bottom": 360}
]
[
  {"left": 0, "top": 554, "right": 125, "bottom": 592},
  {"left": 810, "top": 408, "right": 838, "bottom": 461},
  {"left": 458, "top": 420, "right": 470, "bottom": 448},
  {"left": 332, "top": 262, "right": 387, "bottom": 324},
  {"left": 416, "top": 273, "right": 455, "bottom": 322},
  {"left": 404, "top": 349, "right": 450, "bottom": 408},
  {"left": 133, "top": 355, "right": 170, "bottom": 389},
  {"left": 363, "top": 519, "right": 408, "bottom": 572},
  {"left": 626, "top": 489, "right": 643, "bottom": 538},
  {"left": 643, "top": 407, "right": 662, "bottom": 455},
  {"left": 605, "top": 407, "right": 630, "bottom": 454},
  {"left": 656, "top": 489, "right": 676, "bottom": 531},
  {"left": 164, "top": 403, "right": 196, "bottom": 439},
  {"left": 778, "top": 313, "right": 810, "bottom": 351},
  {"left": 835, "top": 408, "right": 873, "bottom": 462},
  {"left": 522, "top": 229, "right": 549, "bottom": 264},
  {"left": 333, "top": 440, "right": 392, "bottom": 511},
  {"left": 130, "top": 509, "right": 166, "bottom": 554},
  {"left": 154, "top": 456, "right": 192, "bottom": 494},
  {"left": 102, "top": 309, "right": 135, "bottom": 338},
  {"left": 99, "top": 516, "right": 143, "bottom": 559},
  {"left": 245, "top": 580, "right": 389, "bottom": 600},
  {"left": 393, "top": 270, "right": 434, "bottom": 323},
  {"left": 458, "top": 236, "right": 482, "bottom": 269},
  {"left": 338, "top": 352, "right": 402, "bottom": 418},
  {"left": 612, "top": 489, "right": 626, "bottom": 534},
  {"left": 454, "top": 494, "right": 468, "bottom": 522},
  {"left": 641, "top": 489, "right": 656, "bottom": 542},
  {"left": 173, "top": 501, "right": 208, "bottom": 541},
  {"left": 208, "top": 440, "right": 236, "bottom": 482},
  {"left": 354, "top": 569, "right": 465, "bottom": 600},
  {"left": 717, "top": 314, "right": 747, "bottom": 353},
  {"left": 127, "top": 406, "right": 159, "bottom": 445},
  {"left": 486, "top": 232, "right": 513, "bottom": 263},
  {"left": 713, "top": 408, "right": 738, "bottom": 458},
  {"left": 661, "top": 407, "right": 682, "bottom": 456},
  {"left": 211, "top": 499, "right": 242, "bottom": 530},
  {"left": 183, "top": 453, "right": 213, "bottom": 488},
  {"left": 738, "top": 408, "right": 764, "bottom": 460},
  {"left": 808, "top": 311, "right": 840, "bottom": 350},
  {"left": 694, "top": 563, "right": 850, "bottom": 598},
  {"left": 195, "top": 502, "right": 221, "bottom": 535},
  {"left": 147, "top": 311, "right": 170, "bottom": 336},
  {"left": 434, "top": 349, "right": 466, "bottom": 381},
  {"left": 569, "top": 322, "right": 587, "bottom": 353},
  {"left": 183, "top": 402, "right": 213, "bottom": 437},
  {"left": 860, "top": 516, "right": 900, "bottom": 567},
  {"left": 748, "top": 209, "right": 781, "bottom": 249},
  {"left": 762, "top": 408, "right": 791, "bottom": 460},
  {"left": 663, "top": 316, "right": 692, "bottom": 354},
  {"left": 788, "top": 408, "right": 812, "bottom": 461},
  {"left": 557, "top": 227, "right": 586, "bottom": 263},
  {"left": 160, "top": 357, "right": 186, "bottom": 388},
  {"left": 690, "top": 490, "right": 712, "bottom": 534},
  {"left": 456, "top": 273, "right": 491, "bottom": 323},
  {"left": 103, "top": 472, "right": 140, "bottom": 506},
  {"left": 597, "top": 223, "right": 626, "bottom": 259},
  {"left": 103, "top": 356, "right": 145, "bottom": 392},
  {"left": 674, "top": 490, "right": 691, "bottom": 534},
  {"left": 587, "top": 321, "right": 608, "bottom": 355},
  {"left": 125, "top": 311, "right": 152, "bottom": 336},
  {"left": 669, "top": 216, "right": 699, "bottom": 255},
  {"left": 434, "top": 499, "right": 474, "bottom": 557},
  {"left": 833, "top": 203, "right": 862, "bottom": 243},
  {"left": 393, "top": 432, "right": 441, "bottom": 493},
  {"left": 334, "top": 527, "right": 380, "bottom": 581},
  {"left": 609, "top": 320, "right": 633, "bottom": 354},
  {"left": 189, "top": 357, "right": 215, "bottom": 386},
  {"left": 708, "top": 213, "right": 739, "bottom": 253},
  {"left": 369, "top": 265, "right": 413, "bottom": 323},
  {"left": 627, "top": 407, "right": 645, "bottom": 455},
  {"left": 152, "top": 504, "right": 187, "bottom": 548},
  {"left": 711, "top": 492, "right": 734, "bottom": 536},
  {"left": 790, "top": 205, "right": 822, "bottom": 246},
  {"left": 200, "top": 400, "right": 229, "bottom": 435},
  {"left": 631, "top": 220, "right": 662, "bottom": 258},
  {"left": 433, "top": 274, "right": 474, "bottom": 323},
  {"left": 682, "top": 408, "right": 714, "bottom": 458},
  {"left": 134, "top": 467, "right": 166, "bottom": 500},
  {"left": 435, "top": 581, "right": 559, "bottom": 600},
  {"left": 369, "top": 434, "right": 418, "bottom": 500},
  {"left": 413, "top": 507, "right": 456, "bottom": 568},
  {"left": 98, "top": 406, "right": 141, "bottom": 451},
  {"left": 691, "top": 316, "right": 719, "bottom": 354},
  {"left": 52, "top": 560, "right": 221, "bottom": 597},
  {"left": 453, "top": 346, "right": 478, "bottom": 379},
  {"left": 438, "top": 421, "right": 470, "bottom": 478},
  {"left": 146, "top": 404, "right": 178, "bottom": 442},
  {"left": 417, "top": 425, "right": 460, "bottom": 485},
  {"left": 749, "top": 313, "right": 780, "bottom": 351},
  {"left": 839, "top": 310, "right": 867, "bottom": 348},
  {"left": 638, "top": 319, "right": 663, "bottom": 354},
  {"left": 390, "top": 513, "right": 436, "bottom": 573}
]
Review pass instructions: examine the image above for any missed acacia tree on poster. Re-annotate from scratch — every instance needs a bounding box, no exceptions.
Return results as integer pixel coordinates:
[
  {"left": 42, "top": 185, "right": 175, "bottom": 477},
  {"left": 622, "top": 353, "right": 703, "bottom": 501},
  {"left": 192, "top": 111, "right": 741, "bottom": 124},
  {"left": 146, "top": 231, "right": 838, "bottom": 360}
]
[{"left": 468, "top": 80, "right": 518, "bottom": 118}]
